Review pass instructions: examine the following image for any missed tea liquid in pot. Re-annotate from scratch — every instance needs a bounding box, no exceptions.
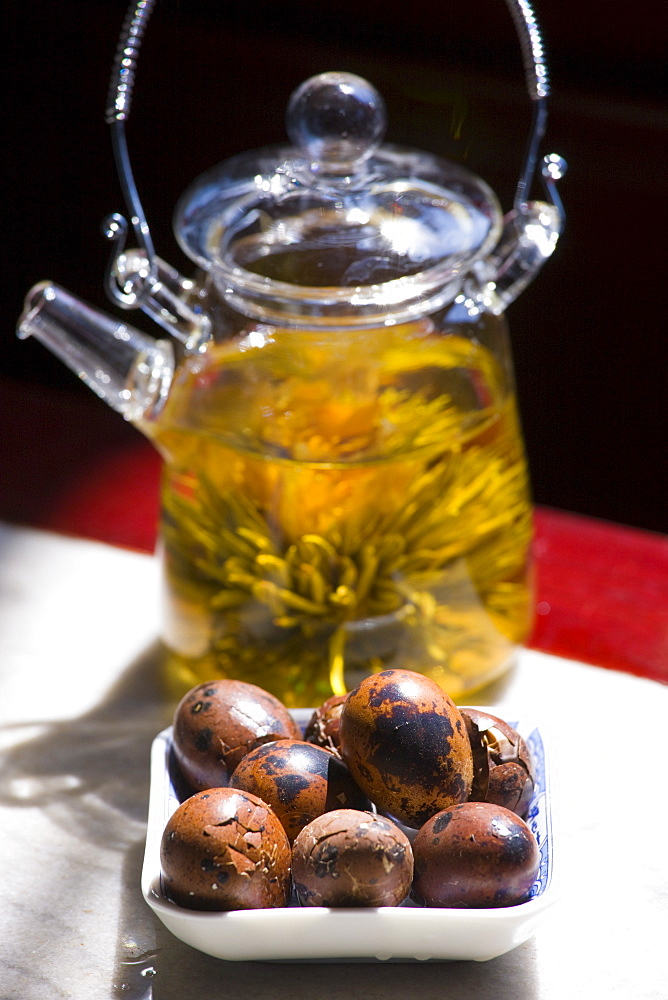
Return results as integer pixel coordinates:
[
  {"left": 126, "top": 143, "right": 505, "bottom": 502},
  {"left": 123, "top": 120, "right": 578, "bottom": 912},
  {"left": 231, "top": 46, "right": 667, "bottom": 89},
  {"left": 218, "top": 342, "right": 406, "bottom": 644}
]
[{"left": 149, "top": 307, "right": 532, "bottom": 707}]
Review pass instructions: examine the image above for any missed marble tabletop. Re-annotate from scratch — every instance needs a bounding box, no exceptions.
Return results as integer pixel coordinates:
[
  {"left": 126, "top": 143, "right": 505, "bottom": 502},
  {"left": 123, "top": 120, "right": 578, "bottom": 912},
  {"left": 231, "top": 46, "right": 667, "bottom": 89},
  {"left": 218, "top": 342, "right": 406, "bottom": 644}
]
[{"left": 1, "top": 521, "right": 667, "bottom": 1000}]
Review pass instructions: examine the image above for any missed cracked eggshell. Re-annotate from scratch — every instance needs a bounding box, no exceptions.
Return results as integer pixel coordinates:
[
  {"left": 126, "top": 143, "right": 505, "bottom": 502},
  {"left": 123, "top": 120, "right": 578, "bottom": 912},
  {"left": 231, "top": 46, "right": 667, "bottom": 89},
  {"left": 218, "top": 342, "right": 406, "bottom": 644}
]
[
  {"left": 292, "top": 809, "right": 414, "bottom": 907},
  {"left": 339, "top": 669, "right": 473, "bottom": 828},
  {"left": 228, "top": 739, "right": 371, "bottom": 843},
  {"left": 303, "top": 694, "right": 347, "bottom": 754},
  {"left": 172, "top": 679, "right": 300, "bottom": 792},
  {"left": 461, "top": 708, "right": 535, "bottom": 817},
  {"left": 160, "top": 786, "right": 291, "bottom": 911}
]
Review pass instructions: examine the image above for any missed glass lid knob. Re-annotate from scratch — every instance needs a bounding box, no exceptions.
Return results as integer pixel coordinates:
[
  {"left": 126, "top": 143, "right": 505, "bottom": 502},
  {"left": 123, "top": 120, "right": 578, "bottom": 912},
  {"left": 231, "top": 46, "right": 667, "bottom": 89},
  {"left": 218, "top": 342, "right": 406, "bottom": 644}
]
[{"left": 286, "top": 72, "right": 387, "bottom": 177}]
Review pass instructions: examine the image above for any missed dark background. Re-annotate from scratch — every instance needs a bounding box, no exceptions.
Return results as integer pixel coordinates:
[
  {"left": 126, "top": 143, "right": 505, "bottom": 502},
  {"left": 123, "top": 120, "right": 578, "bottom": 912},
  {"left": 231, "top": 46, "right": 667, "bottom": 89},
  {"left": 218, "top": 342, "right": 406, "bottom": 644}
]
[{"left": 3, "top": 0, "right": 667, "bottom": 534}]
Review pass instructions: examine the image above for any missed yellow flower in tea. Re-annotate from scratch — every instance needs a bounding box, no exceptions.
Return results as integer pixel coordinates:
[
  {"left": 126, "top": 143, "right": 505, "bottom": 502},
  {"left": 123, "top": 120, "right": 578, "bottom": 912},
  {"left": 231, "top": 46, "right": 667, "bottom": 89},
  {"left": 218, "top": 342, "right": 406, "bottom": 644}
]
[{"left": 154, "top": 317, "right": 533, "bottom": 706}]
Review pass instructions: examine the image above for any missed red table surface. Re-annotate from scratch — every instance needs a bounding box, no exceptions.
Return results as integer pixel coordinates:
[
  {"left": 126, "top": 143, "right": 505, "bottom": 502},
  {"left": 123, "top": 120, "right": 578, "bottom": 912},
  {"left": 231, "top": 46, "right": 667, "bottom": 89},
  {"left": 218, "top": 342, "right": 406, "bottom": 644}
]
[{"left": 19, "top": 438, "right": 665, "bottom": 686}]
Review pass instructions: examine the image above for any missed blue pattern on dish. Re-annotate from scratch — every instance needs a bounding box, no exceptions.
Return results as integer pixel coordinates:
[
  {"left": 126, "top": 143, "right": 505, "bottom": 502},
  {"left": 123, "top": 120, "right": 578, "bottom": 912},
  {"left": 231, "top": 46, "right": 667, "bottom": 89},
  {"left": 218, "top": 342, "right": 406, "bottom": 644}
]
[{"left": 525, "top": 727, "right": 551, "bottom": 897}]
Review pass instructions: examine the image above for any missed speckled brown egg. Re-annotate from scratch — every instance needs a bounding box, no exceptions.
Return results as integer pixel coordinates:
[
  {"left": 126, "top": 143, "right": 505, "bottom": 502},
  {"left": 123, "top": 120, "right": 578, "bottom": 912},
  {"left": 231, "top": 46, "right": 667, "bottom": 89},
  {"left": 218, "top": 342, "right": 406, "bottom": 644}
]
[
  {"left": 228, "top": 739, "right": 371, "bottom": 843},
  {"left": 412, "top": 801, "right": 540, "bottom": 908},
  {"left": 292, "top": 809, "right": 414, "bottom": 907},
  {"left": 172, "top": 679, "right": 300, "bottom": 792},
  {"left": 160, "top": 786, "right": 291, "bottom": 910},
  {"left": 303, "top": 694, "right": 347, "bottom": 754},
  {"left": 339, "top": 669, "right": 473, "bottom": 828},
  {"left": 461, "top": 708, "right": 535, "bottom": 817}
]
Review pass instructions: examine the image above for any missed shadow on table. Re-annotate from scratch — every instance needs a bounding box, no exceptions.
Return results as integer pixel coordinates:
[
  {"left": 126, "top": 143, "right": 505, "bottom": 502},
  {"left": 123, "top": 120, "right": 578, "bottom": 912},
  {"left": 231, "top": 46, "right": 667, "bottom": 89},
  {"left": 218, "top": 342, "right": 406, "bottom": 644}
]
[
  {"left": 0, "top": 641, "right": 169, "bottom": 841},
  {"left": 0, "top": 642, "right": 539, "bottom": 1000},
  {"left": 0, "top": 640, "right": 170, "bottom": 999},
  {"left": 117, "top": 834, "right": 541, "bottom": 1000}
]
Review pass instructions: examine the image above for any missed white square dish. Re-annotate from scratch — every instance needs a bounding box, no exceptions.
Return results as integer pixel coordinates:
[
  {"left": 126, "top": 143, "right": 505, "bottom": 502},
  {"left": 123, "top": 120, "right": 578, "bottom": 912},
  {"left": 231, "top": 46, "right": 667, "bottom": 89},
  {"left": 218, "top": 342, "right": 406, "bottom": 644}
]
[{"left": 141, "top": 708, "right": 557, "bottom": 962}]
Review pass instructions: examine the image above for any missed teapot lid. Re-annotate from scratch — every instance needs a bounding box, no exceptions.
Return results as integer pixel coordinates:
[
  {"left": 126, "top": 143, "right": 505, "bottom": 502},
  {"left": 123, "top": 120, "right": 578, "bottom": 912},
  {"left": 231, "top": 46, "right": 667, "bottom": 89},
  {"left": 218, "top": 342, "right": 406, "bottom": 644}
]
[{"left": 174, "top": 73, "right": 503, "bottom": 325}]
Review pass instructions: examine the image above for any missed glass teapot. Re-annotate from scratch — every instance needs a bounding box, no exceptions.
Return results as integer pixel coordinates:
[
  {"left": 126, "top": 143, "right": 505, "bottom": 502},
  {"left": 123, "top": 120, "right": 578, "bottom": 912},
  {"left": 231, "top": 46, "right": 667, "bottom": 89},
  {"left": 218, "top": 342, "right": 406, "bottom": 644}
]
[{"left": 17, "top": 0, "right": 565, "bottom": 707}]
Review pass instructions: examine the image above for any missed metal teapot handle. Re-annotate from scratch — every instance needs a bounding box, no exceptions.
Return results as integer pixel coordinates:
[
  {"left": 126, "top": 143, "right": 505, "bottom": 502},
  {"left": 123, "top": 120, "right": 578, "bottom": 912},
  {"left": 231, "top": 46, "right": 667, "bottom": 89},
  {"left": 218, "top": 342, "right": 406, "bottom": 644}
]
[
  {"left": 504, "top": 0, "right": 552, "bottom": 211},
  {"left": 103, "top": 0, "right": 564, "bottom": 308},
  {"left": 104, "top": 0, "right": 157, "bottom": 298},
  {"left": 103, "top": 0, "right": 211, "bottom": 350}
]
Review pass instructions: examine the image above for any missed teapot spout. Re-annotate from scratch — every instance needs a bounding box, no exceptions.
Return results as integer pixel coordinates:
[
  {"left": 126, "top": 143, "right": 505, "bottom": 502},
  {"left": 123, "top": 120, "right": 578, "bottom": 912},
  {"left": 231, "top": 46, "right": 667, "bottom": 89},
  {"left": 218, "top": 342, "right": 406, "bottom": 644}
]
[{"left": 17, "top": 282, "right": 174, "bottom": 424}]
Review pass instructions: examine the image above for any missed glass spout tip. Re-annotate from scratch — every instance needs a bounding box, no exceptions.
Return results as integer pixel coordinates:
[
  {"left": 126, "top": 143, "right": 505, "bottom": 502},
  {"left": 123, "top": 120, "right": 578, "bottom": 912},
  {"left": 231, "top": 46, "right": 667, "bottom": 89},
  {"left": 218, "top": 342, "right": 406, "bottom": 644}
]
[
  {"left": 17, "top": 281, "right": 55, "bottom": 339},
  {"left": 17, "top": 281, "right": 174, "bottom": 423}
]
